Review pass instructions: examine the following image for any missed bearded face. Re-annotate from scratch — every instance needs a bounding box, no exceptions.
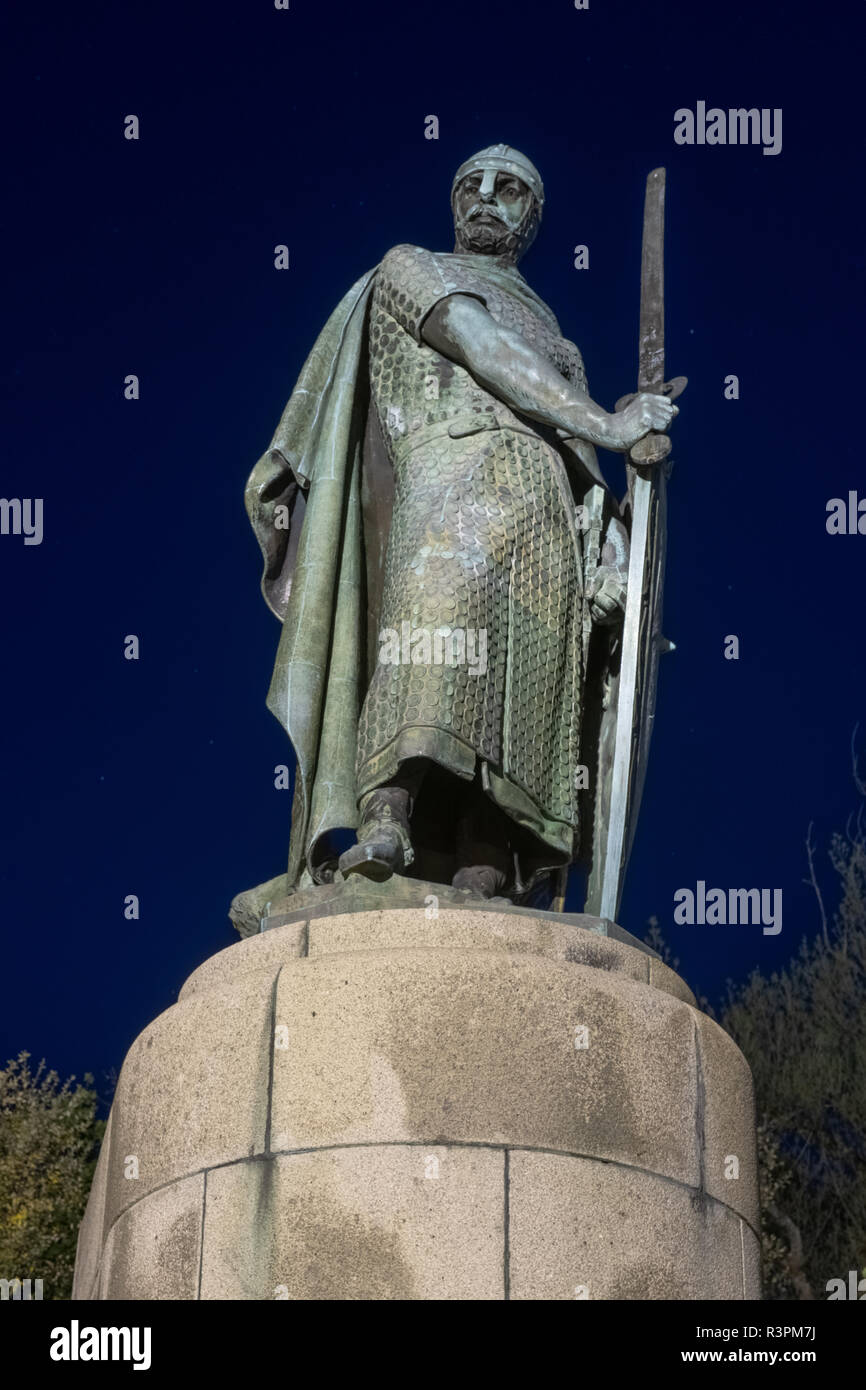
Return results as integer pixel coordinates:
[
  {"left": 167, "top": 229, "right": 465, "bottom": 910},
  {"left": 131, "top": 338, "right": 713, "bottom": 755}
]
[{"left": 452, "top": 168, "right": 540, "bottom": 263}]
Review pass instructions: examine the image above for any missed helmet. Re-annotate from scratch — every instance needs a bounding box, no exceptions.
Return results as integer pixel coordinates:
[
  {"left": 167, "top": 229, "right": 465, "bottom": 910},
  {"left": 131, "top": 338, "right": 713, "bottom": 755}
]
[{"left": 451, "top": 144, "right": 545, "bottom": 208}]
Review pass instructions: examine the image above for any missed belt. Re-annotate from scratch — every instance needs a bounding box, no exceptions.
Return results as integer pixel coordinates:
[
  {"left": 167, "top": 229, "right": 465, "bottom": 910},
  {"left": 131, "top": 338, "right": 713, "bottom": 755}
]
[{"left": 389, "top": 406, "right": 540, "bottom": 465}]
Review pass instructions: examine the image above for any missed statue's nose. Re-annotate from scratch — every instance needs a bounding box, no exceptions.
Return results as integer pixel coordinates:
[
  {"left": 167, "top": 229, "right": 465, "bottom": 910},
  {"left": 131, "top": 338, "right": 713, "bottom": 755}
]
[{"left": 478, "top": 169, "right": 498, "bottom": 201}]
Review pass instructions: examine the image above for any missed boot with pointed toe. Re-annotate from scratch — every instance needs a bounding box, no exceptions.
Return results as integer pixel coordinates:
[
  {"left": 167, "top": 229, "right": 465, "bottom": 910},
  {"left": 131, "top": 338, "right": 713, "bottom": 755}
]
[{"left": 339, "top": 790, "right": 415, "bottom": 882}]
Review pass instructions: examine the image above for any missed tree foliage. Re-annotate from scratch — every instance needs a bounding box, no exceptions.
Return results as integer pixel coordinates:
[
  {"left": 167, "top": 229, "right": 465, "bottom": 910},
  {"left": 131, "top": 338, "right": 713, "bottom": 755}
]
[
  {"left": 0, "top": 1053, "right": 104, "bottom": 1300},
  {"left": 720, "top": 819, "right": 866, "bottom": 1298}
]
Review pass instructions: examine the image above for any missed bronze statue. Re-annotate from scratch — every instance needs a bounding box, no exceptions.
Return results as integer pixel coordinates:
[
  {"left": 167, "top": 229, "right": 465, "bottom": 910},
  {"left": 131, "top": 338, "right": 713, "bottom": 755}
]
[{"left": 243, "top": 145, "right": 679, "bottom": 919}]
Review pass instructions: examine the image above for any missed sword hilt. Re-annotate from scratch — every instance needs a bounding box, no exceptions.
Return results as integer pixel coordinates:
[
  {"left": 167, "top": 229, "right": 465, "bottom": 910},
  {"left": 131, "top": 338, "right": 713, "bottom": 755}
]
[
  {"left": 614, "top": 375, "right": 686, "bottom": 466},
  {"left": 614, "top": 376, "right": 688, "bottom": 414}
]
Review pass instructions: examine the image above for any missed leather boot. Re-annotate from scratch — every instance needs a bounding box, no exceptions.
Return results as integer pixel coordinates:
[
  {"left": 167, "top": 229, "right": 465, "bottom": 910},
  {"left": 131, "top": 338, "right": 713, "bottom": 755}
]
[
  {"left": 452, "top": 864, "right": 508, "bottom": 899},
  {"left": 339, "top": 787, "right": 415, "bottom": 882}
]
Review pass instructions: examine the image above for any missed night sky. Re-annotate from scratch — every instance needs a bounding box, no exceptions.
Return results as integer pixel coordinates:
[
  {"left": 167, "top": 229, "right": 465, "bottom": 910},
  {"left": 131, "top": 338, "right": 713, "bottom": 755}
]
[{"left": 2, "top": 0, "right": 863, "bottom": 1094}]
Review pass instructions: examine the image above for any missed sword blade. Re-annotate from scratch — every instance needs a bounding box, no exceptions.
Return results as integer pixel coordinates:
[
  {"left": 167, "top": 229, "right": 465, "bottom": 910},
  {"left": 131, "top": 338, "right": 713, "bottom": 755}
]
[
  {"left": 598, "top": 168, "right": 666, "bottom": 923},
  {"left": 638, "top": 167, "right": 665, "bottom": 394}
]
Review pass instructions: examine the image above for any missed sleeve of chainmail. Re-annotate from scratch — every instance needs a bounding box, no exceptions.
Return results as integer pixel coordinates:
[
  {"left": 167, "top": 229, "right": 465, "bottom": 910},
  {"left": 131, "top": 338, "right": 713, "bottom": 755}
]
[
  {"left": 375, "top": 243, "right": 487, "bottom": 344},
  {"left": 556, "top": 336, "right": 589, "bottom": 393}
]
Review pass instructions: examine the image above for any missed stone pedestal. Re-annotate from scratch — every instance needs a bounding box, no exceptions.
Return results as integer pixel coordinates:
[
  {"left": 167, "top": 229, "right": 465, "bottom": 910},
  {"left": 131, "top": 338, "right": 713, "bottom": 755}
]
[{"left": 73, "top": 902, "right": 760, "bottom": 1300}]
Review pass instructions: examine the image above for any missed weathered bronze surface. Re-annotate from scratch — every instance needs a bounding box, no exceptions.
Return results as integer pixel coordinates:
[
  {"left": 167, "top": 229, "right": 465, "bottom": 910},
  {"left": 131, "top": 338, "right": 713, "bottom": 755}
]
[{"left": 238, "top": 145, "right": 680, "bottom": 926}]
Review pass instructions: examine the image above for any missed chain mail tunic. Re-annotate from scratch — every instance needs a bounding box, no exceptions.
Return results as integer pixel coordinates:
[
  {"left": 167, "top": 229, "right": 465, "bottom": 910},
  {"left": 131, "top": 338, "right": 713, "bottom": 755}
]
[{"left": 356, "top": 244, "right": 589, "bottom": 859}]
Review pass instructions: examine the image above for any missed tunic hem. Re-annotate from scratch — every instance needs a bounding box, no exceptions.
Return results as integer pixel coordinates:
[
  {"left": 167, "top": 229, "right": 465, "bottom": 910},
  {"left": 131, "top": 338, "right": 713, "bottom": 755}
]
[{"left": 357, "top": 725, "right": 575, "bottom": 861}]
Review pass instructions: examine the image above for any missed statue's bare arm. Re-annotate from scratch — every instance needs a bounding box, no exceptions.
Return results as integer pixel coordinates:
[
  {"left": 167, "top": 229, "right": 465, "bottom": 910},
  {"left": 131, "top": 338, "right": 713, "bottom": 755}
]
[{"left": 422, "top": 294, "right": 676, "bottom": 453}]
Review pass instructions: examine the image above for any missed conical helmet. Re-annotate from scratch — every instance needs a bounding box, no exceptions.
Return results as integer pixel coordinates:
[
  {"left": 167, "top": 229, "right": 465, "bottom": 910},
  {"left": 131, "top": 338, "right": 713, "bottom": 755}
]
[{"left": 451, "top": 144, "right": 544, "bottom": 208}]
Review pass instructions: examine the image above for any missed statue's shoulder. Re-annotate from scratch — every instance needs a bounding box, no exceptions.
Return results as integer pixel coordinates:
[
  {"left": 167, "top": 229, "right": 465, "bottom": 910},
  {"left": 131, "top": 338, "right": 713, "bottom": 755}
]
[{"left": 380, "top": 243, "right": 436, "bottom": 274}]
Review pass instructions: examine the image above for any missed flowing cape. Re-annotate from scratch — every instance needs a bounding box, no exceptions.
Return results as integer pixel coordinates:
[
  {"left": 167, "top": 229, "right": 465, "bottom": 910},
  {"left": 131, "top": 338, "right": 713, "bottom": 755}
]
[{"left": 245, "top": 268, "right": 379, "bottom": 886}]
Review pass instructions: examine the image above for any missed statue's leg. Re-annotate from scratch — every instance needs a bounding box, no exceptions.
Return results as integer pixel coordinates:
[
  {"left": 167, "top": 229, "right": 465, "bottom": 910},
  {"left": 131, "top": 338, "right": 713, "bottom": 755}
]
[
  {"left": 451, "top": 778, "right": 512, "bottom": 900},
  {"left": 338, "top": 760, "right": 427, "bottom": 882}
]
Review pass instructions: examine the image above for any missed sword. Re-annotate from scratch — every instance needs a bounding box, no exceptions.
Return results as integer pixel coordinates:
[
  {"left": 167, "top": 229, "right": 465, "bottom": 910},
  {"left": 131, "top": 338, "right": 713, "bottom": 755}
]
[{"left": 597, "top": 168, "right": 684, "bottom": 923}]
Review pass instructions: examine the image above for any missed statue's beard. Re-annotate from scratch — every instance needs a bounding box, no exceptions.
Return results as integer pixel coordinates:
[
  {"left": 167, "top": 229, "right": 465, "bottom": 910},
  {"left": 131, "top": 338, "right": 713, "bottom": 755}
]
[
  {"left": 453, "top": 202, "right": 540, "bottom": 263},
  {"left": 460, "top": 215, "right": 510, "bottom": 254}
]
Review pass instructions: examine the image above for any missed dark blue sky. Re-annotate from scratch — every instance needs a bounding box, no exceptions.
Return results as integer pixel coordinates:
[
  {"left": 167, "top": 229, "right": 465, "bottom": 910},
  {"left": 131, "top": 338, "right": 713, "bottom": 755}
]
[{"left": 2, "top": 0, "right": 863, "bottom": 1090}]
